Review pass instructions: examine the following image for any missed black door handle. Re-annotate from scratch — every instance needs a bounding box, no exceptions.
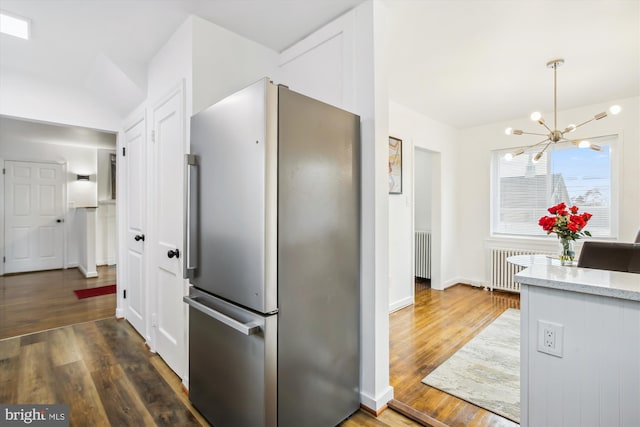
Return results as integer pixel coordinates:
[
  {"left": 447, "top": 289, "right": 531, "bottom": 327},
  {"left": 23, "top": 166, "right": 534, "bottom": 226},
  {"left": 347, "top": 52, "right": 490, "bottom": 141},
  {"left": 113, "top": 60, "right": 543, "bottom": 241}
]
[
  {"left": 134, "top": 234, "right": 145, "bottom": 242},
  {"left": 168, "top": 249, "right": 180, "bottom": 259},
  {"left": 56, "top": 219, "right": 63, "bottom": 223}
]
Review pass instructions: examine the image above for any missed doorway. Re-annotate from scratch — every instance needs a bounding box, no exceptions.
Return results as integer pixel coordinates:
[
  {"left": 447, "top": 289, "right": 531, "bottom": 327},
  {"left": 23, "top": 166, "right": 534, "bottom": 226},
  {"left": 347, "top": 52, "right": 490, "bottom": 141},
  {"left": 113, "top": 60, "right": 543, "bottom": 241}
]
[{"left": 3, "top": 160, "right": 65, "bottom": 274}]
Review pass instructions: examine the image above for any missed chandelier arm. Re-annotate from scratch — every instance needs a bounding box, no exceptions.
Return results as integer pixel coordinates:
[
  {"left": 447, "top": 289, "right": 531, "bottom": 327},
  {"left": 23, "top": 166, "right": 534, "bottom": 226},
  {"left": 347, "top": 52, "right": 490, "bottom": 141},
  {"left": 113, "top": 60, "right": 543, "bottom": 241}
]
[
  {"left": 538, "top": 121, "right": 553, "bottom": 133},
  {"left": 538, "top": 140, "right": 553, "bottom": 155},
  {"left": 527, "top": 137, "right": 552, "bottom": 148},
  {"left": 572, "top": 117, "right": 597, "bottom": 130},
  {"left": 519, "top": 131, "right": 549, "bottom": 137}
]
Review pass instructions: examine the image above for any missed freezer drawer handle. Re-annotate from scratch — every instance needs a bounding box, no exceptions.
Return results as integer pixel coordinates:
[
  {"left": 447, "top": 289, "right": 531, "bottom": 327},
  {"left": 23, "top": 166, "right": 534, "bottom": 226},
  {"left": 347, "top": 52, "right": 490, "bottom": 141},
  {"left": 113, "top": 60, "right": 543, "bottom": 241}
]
[
  {"left": 183, "top": 296, "right": 261, "bottom": 336},
  {"left": 183, "top": 154, "right": 199, "bottom": 279}
]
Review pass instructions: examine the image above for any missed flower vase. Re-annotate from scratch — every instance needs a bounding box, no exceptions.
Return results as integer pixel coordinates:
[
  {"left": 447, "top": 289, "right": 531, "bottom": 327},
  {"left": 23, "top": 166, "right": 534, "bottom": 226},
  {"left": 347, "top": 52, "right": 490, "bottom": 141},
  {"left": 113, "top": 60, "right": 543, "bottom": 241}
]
[{"left": 559, "top": 238, "right": 576, "bottom": 266}]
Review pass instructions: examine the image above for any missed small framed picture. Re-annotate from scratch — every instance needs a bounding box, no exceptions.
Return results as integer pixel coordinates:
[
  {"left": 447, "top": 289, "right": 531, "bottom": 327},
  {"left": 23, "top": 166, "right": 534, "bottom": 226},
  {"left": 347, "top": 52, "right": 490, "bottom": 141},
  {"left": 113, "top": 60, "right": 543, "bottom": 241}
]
[{"left": 388, "top": 136, "right": 402, "bottom": 194}]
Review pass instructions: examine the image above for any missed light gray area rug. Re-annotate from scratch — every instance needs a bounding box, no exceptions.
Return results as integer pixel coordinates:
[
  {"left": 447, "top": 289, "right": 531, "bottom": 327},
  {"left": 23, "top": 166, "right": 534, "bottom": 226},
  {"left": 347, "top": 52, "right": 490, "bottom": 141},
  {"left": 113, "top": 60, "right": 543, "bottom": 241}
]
[{"left": 422, "top": 308, "right": 520, "bottom": 423}]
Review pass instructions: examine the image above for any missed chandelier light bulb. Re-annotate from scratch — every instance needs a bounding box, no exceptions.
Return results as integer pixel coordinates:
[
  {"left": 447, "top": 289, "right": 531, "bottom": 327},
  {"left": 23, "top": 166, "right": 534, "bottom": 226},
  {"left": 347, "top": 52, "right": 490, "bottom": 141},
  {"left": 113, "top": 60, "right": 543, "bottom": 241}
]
[
  {"left": 530, "top": 112, "right": 542, "bottom": 121},
  {"left": 609, "top": 105, "right": 622, "bottom": 115},
  {"left": 578, "top": 140, "right": 591, "bottom": 148},
  {"left": 504, "top": 148, "right": 525, "bottom": 161},
  {"left": 532, "top": 152, "right": 544, "bottom": 163},
  {"left": 505, "top": 127, "right": 513, "bottom": 135}
]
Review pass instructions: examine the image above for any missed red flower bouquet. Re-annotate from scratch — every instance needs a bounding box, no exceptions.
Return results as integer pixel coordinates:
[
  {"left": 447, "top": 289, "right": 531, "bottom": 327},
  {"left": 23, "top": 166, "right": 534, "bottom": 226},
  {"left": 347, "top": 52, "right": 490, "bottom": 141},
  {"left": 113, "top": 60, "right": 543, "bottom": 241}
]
[
  {"left": 539, "top": 202, "right": 592, "bottom": 265},
  {"left": 538, "top": 202, "right": 592, "bottom": 240}
]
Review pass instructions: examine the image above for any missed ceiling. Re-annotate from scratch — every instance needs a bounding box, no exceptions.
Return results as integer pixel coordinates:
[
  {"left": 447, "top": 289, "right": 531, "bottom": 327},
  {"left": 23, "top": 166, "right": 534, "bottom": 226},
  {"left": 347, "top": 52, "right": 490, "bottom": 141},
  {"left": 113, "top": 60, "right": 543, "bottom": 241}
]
[
  {"left": 0, "top": 116, "right": 116, "bottom": 149},
  {"left": 0, "top": 0, "right": 638, "bottom": 132}
]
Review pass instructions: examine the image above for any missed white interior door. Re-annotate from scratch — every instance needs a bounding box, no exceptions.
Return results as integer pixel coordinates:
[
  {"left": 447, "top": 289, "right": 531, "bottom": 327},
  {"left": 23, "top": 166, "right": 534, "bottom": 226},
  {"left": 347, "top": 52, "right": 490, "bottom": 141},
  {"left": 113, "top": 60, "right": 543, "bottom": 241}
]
[
  {"left": 124, "top": 117, "right": 147, "bottom": 337},
  {"left": 151, "top": 84, "right": 186, "bottom": 378},
  {"left": 4, "top": 161, "right": 64, "bottom": 274}
]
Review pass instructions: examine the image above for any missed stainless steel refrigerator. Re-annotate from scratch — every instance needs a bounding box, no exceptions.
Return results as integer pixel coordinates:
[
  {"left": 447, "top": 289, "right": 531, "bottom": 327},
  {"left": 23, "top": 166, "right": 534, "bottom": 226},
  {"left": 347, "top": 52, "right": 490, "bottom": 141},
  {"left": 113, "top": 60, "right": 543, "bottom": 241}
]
[{"left": 183, "top": 78, "right": 360, "bottom": 427}]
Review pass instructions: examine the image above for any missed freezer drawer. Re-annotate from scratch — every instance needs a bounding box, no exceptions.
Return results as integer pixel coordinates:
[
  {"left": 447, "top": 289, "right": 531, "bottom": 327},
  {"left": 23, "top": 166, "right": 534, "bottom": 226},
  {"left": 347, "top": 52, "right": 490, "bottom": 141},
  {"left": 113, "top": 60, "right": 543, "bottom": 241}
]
[{"left": 185, "top": 289, "right": 277, "bottom": 427}]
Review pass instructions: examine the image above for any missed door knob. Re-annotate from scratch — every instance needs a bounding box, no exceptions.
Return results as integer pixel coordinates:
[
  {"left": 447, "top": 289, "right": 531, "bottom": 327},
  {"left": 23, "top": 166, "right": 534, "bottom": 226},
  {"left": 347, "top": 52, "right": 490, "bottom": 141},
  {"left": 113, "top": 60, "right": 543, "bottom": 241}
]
[
  {"left": 56, "top": 219, "right": 63, "bottom": 223},
  {"left": 167, "top": 249, "right": 180, "bottom": 259},
  {"left": 134, "top": 234, "right": 145, "bottom": 242}
]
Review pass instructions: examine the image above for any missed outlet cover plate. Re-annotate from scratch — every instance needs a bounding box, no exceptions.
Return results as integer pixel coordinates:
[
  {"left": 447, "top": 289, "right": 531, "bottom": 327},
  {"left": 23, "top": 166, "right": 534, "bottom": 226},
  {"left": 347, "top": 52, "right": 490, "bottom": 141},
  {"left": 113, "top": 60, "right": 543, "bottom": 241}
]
[{"left": 537, "top": 320, "right": 564, "bottom": 358}]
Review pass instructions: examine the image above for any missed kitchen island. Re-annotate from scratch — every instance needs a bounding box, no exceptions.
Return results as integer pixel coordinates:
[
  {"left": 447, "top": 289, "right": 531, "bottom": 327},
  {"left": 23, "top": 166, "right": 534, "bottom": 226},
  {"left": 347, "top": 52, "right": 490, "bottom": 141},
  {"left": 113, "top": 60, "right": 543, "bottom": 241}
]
[{"left": 515, "top": 265, "right": 640, "bottom": 427}]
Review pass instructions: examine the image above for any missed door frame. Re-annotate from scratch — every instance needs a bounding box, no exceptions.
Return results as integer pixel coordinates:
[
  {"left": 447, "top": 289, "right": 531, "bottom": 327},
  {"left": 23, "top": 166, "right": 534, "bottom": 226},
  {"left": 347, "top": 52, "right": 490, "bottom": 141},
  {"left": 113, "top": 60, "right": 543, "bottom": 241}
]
[
  {"left": 2, "top": 158, "right": 68, "bottom": 276},
  {"left": 411, "top": 146, "right": 443, "bottom": 291}
]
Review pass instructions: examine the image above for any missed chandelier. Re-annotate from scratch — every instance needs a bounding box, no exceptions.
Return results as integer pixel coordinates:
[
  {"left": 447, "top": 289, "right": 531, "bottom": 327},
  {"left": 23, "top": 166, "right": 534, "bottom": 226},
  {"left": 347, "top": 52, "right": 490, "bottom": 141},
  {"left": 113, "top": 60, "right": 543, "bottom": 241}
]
[{"left": 504, "top": 58, "right": 621, "bottom": 162}]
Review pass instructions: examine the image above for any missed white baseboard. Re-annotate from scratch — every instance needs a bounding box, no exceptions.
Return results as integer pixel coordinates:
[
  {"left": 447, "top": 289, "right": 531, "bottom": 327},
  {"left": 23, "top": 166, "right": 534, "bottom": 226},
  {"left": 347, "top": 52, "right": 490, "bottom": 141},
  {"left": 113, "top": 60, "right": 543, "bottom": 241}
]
[
  {"left": 115, "top": 307, "right": 125, "bottom": 318},
  {"left": 389, "top": 296, "right": 414, "bottom": 313},
  {"left": 360, "top": 386, "right": 394, "bottom": 412},
  {"left": 441, "top": 277, "right": 463, "bottom": 289},
  {"left": 78, "top": 264, "right": 98, "bottom": 278}
]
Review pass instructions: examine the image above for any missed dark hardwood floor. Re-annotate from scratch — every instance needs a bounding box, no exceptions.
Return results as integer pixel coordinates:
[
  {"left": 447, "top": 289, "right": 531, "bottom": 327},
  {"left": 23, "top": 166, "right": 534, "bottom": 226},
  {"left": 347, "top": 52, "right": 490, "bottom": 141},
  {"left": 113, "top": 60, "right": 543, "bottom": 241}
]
[
  {"left": 0, "top": 265, "right": 421, "bottom": 426},
  {"left": 0, "top": 266, "right": 117, "bottom": 340},
  {"left": 0, "top": 318, "right": 206, "bottom": 426},
  {"left": 0, "top": 268, "right": 521, "bottom": 426},
  {"left": 0, "top": 317, "right": 418, "bottom": 427},
  {"left": 389, "top": 282, "right": 520, "bottom": 427}
]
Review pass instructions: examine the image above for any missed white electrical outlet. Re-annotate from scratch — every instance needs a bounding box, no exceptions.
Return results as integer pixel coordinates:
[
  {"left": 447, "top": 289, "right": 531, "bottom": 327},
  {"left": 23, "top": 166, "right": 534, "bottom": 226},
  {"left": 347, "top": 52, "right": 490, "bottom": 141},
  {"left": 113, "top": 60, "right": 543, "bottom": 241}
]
[{"left": 537, "top": 320, "right": 564, "bottom": 357}]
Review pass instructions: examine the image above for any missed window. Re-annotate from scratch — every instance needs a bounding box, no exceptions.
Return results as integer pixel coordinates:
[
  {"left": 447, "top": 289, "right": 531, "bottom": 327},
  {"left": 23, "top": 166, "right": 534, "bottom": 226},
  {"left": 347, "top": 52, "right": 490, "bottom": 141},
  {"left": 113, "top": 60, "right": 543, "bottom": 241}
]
[{"left": 492, "top": 135, "right": 616, "bottom": 237}]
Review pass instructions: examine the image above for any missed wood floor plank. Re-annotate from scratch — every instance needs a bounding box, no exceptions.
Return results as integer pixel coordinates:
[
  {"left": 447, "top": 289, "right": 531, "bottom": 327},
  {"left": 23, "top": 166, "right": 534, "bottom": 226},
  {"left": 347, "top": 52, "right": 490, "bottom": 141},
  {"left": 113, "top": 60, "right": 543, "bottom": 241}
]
[
  {"left": 17, "top": 341, "right": 59, "bottom": 403},
  {"left": 49, "top": 326, "right": 82, "bottom": 367},
  {"left": 0, "top": 337, "right": 20, "bottom": 360},
  {"left": 54, "top": 360, "right": 110, "bottom": 427},
  {"left": 72, "top": 321, "right": 118, "bottom": 372},
  {"left": 90, "top": 364, "right": 157, "bottom": 427},
  {"left": 95, "top": 319, "right": 200, "bottom": 426},
  {"left": 0, "top": 356, "right": 18, "bottom": 403},
  {"left": 148, "top": 355, "right": 211, "bottom": 427},
  {"left": 342, "top": 409, "right": 415, "bottom": 427},
  {"left": 389, "top": 283, "right": 520, "bottom": 427}
]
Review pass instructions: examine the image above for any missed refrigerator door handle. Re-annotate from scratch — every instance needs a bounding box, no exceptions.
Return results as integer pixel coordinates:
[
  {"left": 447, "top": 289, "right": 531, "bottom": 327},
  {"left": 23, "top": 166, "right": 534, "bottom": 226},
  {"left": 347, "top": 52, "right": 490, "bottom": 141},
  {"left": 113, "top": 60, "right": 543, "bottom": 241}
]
[
  {"left": 184, "top": 154, "right": 199, "bottom": 279},
  {"left": 183, "top": 296, "right": 262, "bottom": 335}
]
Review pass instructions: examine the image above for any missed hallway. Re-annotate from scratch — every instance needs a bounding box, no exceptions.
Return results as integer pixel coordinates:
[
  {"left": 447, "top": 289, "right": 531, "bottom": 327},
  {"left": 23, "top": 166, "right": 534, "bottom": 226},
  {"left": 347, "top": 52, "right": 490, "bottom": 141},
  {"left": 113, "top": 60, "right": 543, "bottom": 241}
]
[{"left": 0, "top": 266, "right": 116, "bottom": 339}]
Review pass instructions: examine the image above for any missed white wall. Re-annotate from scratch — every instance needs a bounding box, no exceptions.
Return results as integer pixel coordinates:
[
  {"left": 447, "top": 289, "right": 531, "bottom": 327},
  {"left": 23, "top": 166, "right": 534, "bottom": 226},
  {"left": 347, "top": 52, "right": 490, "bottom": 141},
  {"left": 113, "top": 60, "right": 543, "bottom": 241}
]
[
  {"left": 0, "top": 140, "right": 98, "bottom": 267},
  {"left": 147, "top": 18, "right": 194, "bottom": 110},
  {"left": 388, "top": 136, "right": 413, "bottom": 311},
  {"left": 389, "top": 100, "right": 460, "bottom": 297},
  {"left": 275, "top": 1, "right": 394, "bottom": 411},
  {"left": 456, "top": 96, "right": 640, "bottom": 286},
  {"left": 192, "top": 16, "right": 278, "bottom": 114},
  {"left": 414, "top": 148, "right": 433, "bottom": 231},
  {"left": 0, "top": 68, "right": 121, "bottom": 132},
  {"left": 97, "top": 149, "right": 116, "bottom": 265}
]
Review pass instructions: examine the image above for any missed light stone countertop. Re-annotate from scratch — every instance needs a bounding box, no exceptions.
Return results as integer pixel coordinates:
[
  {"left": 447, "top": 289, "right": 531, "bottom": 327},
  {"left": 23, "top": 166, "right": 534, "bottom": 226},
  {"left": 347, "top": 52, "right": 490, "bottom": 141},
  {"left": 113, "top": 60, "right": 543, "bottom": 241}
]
[{"left": 515, "top": 264, "right": 640, "bottom": 301}]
